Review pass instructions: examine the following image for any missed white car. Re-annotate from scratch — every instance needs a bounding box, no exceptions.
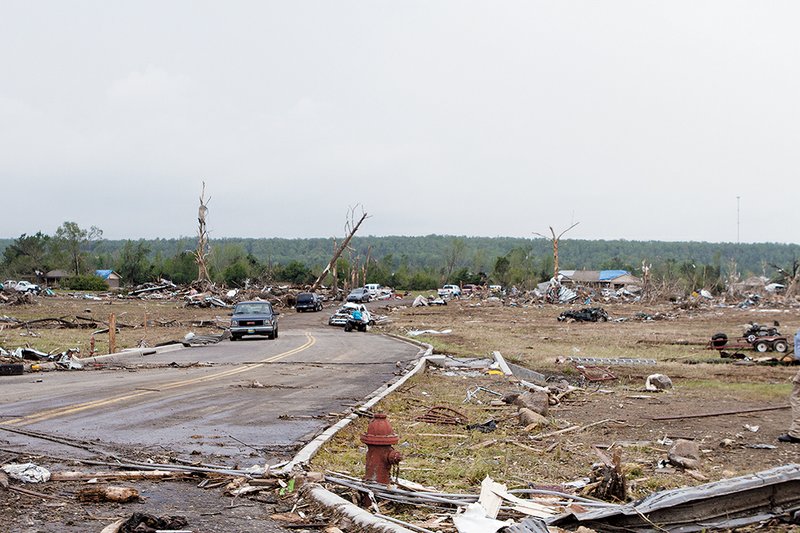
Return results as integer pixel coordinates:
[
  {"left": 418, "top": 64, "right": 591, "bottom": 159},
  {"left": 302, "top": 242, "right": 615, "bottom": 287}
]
[
  {"left": 14, "top": 281, "right": 41, "bottom": 294},
  {"left": 364, "top": 283, "right": 381, "bottom": 298},
  {"left": 328, "top": 302, "right": 373, "bottom": 327},
  {"left": 437, "top": 284, "right": 461, "bottom": 298}
]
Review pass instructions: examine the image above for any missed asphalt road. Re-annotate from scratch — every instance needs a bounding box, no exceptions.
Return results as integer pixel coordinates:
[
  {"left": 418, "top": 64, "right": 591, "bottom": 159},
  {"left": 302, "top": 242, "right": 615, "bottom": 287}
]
[{"left": 0, "top": 303, "right": 420, "bottom": 465}]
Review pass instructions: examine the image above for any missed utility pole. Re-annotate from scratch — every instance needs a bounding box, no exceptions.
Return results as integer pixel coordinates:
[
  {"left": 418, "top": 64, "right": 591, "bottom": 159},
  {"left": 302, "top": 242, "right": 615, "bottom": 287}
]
[{"left": 736, "top": 196, "right": 740, "bottom": 244}]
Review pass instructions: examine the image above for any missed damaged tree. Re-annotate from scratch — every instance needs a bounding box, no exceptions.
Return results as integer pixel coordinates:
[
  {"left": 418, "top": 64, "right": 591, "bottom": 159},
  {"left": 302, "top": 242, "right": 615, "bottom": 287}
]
[
  {"left": 534, "top": 222, "right": 579, "bottom": 281},
  {"left": 585, "top": 447, "right": 627, "bottom": 502},
  {"left": 194, "top": 182, "right": 212, "bottom": 289},
  {"left": 311, "top": 206, "right": 369, "bottom": 292}
]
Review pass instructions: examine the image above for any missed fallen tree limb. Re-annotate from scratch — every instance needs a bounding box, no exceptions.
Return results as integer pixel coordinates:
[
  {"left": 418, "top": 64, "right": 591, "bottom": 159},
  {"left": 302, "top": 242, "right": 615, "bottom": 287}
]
[
  {"left": 530, "top": 418, "right": 619, "bottom": 440},
  {"left": 51, "top": 470, "right": 184, "bottom": 481},
  {"left": 0, "top": 425, "right": 97, "bottom": 453},
  {"left": 8, "top": 485, "right": 67, "bottom": 500},
  {"left": 651, "top": 405, "right": 790, "bottom": 421},
  {"left": 7, "top": 318, "right": 87, "bottom": 329}
]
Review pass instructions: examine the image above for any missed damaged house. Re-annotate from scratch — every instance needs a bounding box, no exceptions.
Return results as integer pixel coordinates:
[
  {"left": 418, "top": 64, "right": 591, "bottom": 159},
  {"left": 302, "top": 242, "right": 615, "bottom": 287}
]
[
  {"left": 44, "top": 269, "right": 122, "bottom": 289},
  {"left": 559, "top": 270, "right": 642, "bottom": 290}
]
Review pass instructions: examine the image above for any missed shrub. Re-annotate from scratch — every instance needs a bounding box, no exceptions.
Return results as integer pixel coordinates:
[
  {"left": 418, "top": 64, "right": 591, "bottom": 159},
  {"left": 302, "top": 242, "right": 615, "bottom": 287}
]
[{"left": 66, "top": 275, "right": 109, "bottom": 291}]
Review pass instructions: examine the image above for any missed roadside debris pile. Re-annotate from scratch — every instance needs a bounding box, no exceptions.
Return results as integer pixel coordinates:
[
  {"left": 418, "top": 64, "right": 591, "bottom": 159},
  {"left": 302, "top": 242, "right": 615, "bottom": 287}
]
[
  {"left": 1, "top": 346, "right": 83, "bottom": 369},
  {"left": 310, "top": 352, "right": 800, "bottom": 531}
]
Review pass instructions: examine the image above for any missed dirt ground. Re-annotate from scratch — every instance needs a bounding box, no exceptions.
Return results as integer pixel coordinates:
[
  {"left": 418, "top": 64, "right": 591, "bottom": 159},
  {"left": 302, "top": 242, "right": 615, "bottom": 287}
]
[
  {"left": 2, "top": 292, "right": 800, "bottom": 531},
  {"left": 311, "top": 296, "right": 800, "bottom": 529}
]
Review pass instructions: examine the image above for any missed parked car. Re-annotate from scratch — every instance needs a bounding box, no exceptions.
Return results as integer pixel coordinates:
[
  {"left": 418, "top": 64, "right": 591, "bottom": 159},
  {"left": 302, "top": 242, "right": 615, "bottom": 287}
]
[
  {"left": 14, "top": 281, "right": 41, "bottom": 294},
  {"left": 364, "top": 283, "right": 381, "bottom": 298},
  {"left": 295, "top": 292, "right": 323, "bottom": 312},
  {"left": 462, "top": 284, "right": 481, "bottom": 294},
  {"left": 229, "top": 300, "right": 280, "bottom": 340},
  {"left": 328, "top": 302, "right": 373, "bottom": 327},
  {"left": 437, "top": 284, "right": 461, "bottom": 298},
  {"left": 346, "top": 287, "right": 371, "bottom": 303}
]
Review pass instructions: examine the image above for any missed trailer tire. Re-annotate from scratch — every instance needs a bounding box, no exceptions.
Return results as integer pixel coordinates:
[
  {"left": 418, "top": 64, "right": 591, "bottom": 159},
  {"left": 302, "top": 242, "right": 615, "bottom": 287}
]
[
  {"left": 711, "top": 333, "right": 728, "bottom": 348},
  {"left": 754, "top": 341, "right": 770, "bottom": 353},
  {"left": 773, "top": 340, "right": 788, "bottom": 353}
]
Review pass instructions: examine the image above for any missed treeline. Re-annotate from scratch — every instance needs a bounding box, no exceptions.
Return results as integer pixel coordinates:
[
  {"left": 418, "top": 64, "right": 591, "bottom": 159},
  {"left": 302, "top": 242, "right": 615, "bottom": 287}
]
[{"left": 1, "top": 225, "right": 798, "bottom": 293}]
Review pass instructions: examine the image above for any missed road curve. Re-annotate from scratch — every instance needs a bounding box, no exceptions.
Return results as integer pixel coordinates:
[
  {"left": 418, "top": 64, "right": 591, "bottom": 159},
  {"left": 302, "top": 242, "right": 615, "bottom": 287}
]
[{"left": 0, "top": 306, "right": 420, "bottom": 464}]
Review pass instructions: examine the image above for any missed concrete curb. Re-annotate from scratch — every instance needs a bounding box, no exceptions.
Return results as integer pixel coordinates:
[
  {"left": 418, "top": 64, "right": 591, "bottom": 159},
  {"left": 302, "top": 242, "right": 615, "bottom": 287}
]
[
  {"left": 275, "top": 334, "right": 432, "bottom": 475},
  {"left": 302, "top": 483, "right": 416, "bottom": 533}
]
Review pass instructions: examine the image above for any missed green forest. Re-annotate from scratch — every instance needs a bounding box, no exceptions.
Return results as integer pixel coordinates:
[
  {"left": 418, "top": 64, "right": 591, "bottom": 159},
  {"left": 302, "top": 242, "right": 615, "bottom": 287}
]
[{"left": 1, "top": 223, "right": 798, "bottom": 293}]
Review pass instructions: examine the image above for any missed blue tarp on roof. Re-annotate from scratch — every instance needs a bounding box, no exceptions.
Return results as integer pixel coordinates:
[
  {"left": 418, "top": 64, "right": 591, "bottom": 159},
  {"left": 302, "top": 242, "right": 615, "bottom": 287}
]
[
  {"left": 95, "top": 270, "right": 113, "bottom": 280},
  {"left": 599, "top": 270, "right": 629, "bottom": 281}
]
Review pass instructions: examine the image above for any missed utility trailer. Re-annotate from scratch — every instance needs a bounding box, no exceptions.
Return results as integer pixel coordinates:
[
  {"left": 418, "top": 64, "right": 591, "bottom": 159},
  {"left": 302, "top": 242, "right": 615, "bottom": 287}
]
[{"left": 707, "top": 331, "right": 791, "bottom": 359}]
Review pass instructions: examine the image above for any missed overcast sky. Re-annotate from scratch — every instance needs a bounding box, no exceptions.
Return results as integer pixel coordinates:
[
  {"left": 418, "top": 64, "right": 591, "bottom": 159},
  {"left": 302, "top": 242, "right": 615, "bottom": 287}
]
[{"left": 1, "top": 2, "right": 797, "bottom": 243}]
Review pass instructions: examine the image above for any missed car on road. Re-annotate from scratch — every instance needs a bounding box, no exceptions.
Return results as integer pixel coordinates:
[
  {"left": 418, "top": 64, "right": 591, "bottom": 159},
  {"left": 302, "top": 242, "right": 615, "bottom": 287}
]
[
  {"left": 229, "top": 300, "right": 279, "bottom": 340},
  {"left": 14, "top": 281, "right": 41, "bottom": 294},
  {"left": 329, "top": 302, "right": 373, "bottom": 327},
  {"left": 295, "top": 292, "right": 323, "bottom": 312},
  {"left": 346, "top": 287, "right": 371, "bottom": 303}
]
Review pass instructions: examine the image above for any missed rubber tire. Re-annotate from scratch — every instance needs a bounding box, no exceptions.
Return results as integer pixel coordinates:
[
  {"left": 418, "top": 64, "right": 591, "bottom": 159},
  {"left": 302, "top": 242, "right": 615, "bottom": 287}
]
[
  {"left": 711, "top": 333, "right": 728, "bottom": 348},
  {"left": 344, "top": 322, "right": 353, "bottom": 332},
  {"left": 230, "top": 335, "right": 239, "bottom": 341},
  {"left": 754, "top": 341, "right": 769, "bottom": 353},
  {"left": 747, "top": 334, "right": 757, "bottom": 343},
  {"left": 274, "top": 329, "right": 278, "bottom": 339},
  {"left": 773, "top": 340, "right": 788, "bottom": 353}
]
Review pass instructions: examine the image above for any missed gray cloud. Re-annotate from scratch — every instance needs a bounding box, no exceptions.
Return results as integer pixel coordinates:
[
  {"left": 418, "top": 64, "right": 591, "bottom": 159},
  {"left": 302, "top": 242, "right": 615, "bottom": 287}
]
[{"left": 1, "top": 2, "right": 797, "bottom": 243}]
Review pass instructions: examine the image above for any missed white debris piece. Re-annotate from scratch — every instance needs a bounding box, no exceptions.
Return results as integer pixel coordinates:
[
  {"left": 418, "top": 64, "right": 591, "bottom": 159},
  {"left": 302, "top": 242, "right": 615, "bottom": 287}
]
[
  {"left": 408, "top": 329, "right": 452, "bottom": 337},
  {"left": 412, "top": 296, "right": 429, "bottom": 307},
  {"left": 645, "top": 374, "right": 673, "bottom": 391},
  {"left": 453, "top": 502, "right": 513, "bottom": 533},
  {"left": 2, "top": 463, "right": 51, "bottom": 483}
]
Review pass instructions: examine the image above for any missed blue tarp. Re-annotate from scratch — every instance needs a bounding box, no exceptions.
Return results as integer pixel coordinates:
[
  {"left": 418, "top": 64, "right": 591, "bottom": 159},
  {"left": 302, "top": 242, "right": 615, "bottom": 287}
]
[
  {"left": 598, "top": 270, "right": 629, "bottom": 281},
  {"left": 95, "top": 269, "right": 113, "bottom": 280}
]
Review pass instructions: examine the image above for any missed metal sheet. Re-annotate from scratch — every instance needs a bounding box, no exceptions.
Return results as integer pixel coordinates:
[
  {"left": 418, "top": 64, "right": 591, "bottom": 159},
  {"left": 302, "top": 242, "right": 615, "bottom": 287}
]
[{"left": 549, "top": 463, "right": 800, "bottom": 532}]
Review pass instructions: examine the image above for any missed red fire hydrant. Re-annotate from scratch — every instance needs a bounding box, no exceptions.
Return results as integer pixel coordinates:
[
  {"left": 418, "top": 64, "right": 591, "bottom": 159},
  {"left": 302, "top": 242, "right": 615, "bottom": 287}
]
[{"left": 361, "top": 413, "right": 402, "bottom": 484}]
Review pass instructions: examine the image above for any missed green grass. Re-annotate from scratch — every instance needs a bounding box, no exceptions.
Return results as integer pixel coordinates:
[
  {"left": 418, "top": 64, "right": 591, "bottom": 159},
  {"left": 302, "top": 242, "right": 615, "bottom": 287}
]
[{"left": 680, "top": 379, "right": 791, "bottom": 401}]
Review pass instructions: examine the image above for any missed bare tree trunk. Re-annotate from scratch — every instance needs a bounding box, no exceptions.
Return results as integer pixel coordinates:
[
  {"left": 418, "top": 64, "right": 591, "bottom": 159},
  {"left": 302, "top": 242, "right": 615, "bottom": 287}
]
[
  {"left": 535, "top": 223, "right": 579, "bottom": 280},
  {"left": 311, "top": 207, "right": 369, "bottom": 291},
  {"left": 787, "top": 270, "right": 800, "bottom": 297},
  {"left": 194, "top": 182, "right": 212, "bottom": 289},
  {"left": 362, "top": 245, "right": 372, "bottom": 287},
  {"left": 331, "top": 239, "right": 338, "bottom": 296}
]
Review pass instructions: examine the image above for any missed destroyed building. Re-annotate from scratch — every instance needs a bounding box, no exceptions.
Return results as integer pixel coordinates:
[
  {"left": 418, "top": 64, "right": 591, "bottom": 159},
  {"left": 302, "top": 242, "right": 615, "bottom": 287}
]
[{"left": 559, "top": 269, "right": 642, "bottom": 290}]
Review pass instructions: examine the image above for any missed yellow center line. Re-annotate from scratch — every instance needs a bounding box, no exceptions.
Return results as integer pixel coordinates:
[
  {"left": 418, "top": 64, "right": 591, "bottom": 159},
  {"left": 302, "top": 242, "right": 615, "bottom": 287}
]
[{"left": 4, "top": 333, "right": 316, "bottom": 427}]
